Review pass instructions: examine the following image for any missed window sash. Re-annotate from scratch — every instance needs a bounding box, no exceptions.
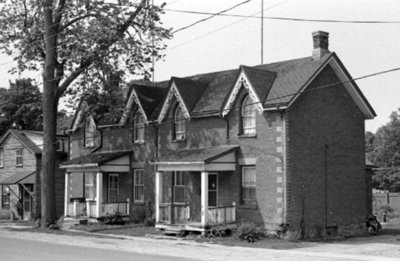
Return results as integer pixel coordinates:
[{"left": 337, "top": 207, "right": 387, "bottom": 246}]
[
  {"left": 241, "top": 96, "right": 256, "bottom": 134},
  {"left": 134, "top": 113, "right": 145, "bottom": 142},
  {"left": 242, "top": 167, "right": 256, "bottom": 203},
  {"left": 85, "top": 118, "right": 95, "bottom": 147},
  {"left": 174, "top": 107, "right": 186, "bottom": 140},
  {"left": 134, "top": 169, "right": 144, "bottom": 202},
  {"left": 15, "top": 148, "right": 23, "bottom": 166},
  {"left": 0, "top": 149, "right": 3, "bottom": 167}
]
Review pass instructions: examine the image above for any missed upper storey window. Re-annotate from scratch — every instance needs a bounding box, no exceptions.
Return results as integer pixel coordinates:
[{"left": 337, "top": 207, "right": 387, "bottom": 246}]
[
  {"left": 85, "top": 117, "right": 96, "bottom": 148},
  {"left": 241, "top": 95, "right": 256, "bottom": 135},
  {"left": 134, "top": 112, "right": 145, "bottom": 143},
  {"left": 15, "top": 148, "right": 23, "bottom": 167},
  {"left": 174, "top": 106, "right": 186, "bottom": 140}
]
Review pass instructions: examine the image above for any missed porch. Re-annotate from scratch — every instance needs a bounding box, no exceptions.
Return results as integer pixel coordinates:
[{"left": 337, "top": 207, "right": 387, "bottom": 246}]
[
  {"left": 155, "top": 145, "right": 239, "bottom": 233},
  {"left": 60, "top": 151, "right": 132, "bottom": 219}
]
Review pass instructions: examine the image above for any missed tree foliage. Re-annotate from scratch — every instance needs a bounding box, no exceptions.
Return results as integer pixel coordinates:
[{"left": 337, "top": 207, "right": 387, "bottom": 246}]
[
  {"left": 367, "top": 109, "right": 400, "bottom": 192},
  {"left": 0, "top": 78, "right": 43, "bottom": 135},
  {"left": 0, "top": 0, "right": 171, "bottom": 226}
]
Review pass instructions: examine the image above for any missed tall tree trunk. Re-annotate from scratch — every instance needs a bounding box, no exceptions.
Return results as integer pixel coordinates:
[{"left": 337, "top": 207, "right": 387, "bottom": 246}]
[{"left": 41, "top": 1, "right": 58, "bottom": 226}]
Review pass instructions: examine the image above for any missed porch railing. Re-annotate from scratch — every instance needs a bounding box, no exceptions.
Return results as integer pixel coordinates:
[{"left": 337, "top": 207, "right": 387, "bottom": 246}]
[
  {"left": 66, "top": 201, "right": 86, "bottom": 217},
  {"left": 159, "top": 203, "right": 190, "bottom": 223},
  {"left": 102, "top": 201, "right": 130, "bottom": 216},
  {"left": 207, "top": 203, "right": 236, "bottom": 225}
]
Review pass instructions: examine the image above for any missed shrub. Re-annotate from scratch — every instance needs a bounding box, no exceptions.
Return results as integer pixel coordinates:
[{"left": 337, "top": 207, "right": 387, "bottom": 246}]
[
  {"left": 144, "top": 217, "right": 155, "bottom": 227},
  {"left": 235, "top": 222, "right": 266, "bottom": 243},
  {"left": 379, "top": 205, "right": 394, "bottom": 213},
  {"left": 132, "top": 207, "right": 146, "bottom": 224}
]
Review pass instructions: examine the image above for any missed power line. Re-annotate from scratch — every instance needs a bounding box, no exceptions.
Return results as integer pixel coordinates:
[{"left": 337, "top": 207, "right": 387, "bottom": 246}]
[
  {"left": 168, "top": 0, "right": 288, "bottom": 51},
  {"left": 172, "top": 0, "right": 253, "bottom": 34},
  {"left": 165, "top": 8, "right": 400, "bottom": 24}
]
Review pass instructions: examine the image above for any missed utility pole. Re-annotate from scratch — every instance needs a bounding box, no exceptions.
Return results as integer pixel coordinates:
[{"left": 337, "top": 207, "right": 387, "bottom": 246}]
[
  {"left": 261, "top": 0, "right": 264, "bottom": 64},
  {"left": 151, "top": 0, "right": 155, "bottom": 82}
]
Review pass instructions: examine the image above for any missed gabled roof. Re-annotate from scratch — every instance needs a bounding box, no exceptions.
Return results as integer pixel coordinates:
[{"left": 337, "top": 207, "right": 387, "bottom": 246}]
[
  {"left": 0, "top": 129, "right": 43, "bottom": 155},
  {"left": 120, "top": 80, "right": 168, "bottom": 125},
  {"left": 157, "top": 77, "right": 208, "bottom": 123},
  {"left": 241, "top": 65, "right": 276, "bottom": 104},
  {"left": 60, "top": 151, "right": 131, "bottom": 168},
  {"left": 157, "top": 145, "right": 238, "bottom": 163}
]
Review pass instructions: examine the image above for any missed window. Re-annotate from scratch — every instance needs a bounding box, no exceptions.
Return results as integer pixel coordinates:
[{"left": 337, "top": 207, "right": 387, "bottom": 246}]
[
  {"left": 15, "top": 148, "right": 23, "bottom": 167},
  {"left": 174, "top": 171, "right": 185, "bottom": 203},
  {"left": 56, "top": 139, "right": 65, "bottom": 152},
  {"left": 0, "top": 148, "right": 3, "bottom": 168},
  {"left": 242, "top": 166, "right": 256, "bottom": 204},
  {"left": 134, "top": 169, "right": 144, "bottom": 202},
  {"left": 108, "top": 173, "right": 119, "bottom": 203},
  {"left": 1, "top": 185, "right": 10, "bottom": 209},
  {"left": 84, "top": 172, "right": 97, "bottom": 200},
  {"left": 241, "top": 95, "right": 256, "bottom": 135},
  {"left": 208, "top": 173, "right": 218, "bottom": 207},
  {"left": 174, "top": 106, "right": 186, "bottom": 140},
  {"left": 85, "top": 117, "right": 96, "bottom": 148},
  {"left": 134, "top": 112, "right": 145, "bottom": 143}
]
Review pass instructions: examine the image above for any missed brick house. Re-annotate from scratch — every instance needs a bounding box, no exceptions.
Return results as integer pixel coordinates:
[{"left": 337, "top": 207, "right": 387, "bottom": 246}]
[
  {"left": 61, "top": 31, "right": 375, "bottom": 236},
  {"left": 61, "top": 84, "right": 167, "bottom": 220},
  {"left": 152, "top": 31, "right": 376, "bottom": 235},
  {"left": 0, "top": 129, "right": 68, "bottom": 220}
]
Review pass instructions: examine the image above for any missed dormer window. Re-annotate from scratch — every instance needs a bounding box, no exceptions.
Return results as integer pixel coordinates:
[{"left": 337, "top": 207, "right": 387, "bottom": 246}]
[
  {"left": 241, "top": 95, "right": 256, "bottom": 135},
  {"left": 134, "top": 111, "right": 145, "bottom": 143},
  {"left": 174, "top": 106, "right": 186, "bottom": 140},
  {"left": 85, "top": 116, "right": 96, "bottom": 148}
]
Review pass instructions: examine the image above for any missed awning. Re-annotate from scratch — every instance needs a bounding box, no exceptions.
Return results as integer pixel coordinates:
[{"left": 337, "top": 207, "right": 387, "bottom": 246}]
[
  {"left": 156, "top": 145, "right": 239, "bottom": 171},
  {"left": 60, "top": 151, "right": 131, "bottom": 173},
  {"left": 0, "top": 171, "right": 35, "bottom": 185}
]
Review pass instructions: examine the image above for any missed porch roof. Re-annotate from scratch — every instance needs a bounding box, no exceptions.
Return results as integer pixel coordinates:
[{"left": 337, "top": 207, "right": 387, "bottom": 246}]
[
  {"left": 156, "top": 145, "right": 239, "bottom": 171},
  {"left": 60, "top": 151, "right": 131, "bottom": 172},
  {"left": 0, "top": 171, "right": 35, "bottom": 185}
]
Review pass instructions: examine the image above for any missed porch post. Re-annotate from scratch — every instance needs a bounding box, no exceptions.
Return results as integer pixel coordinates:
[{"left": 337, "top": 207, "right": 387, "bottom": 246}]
[
  {"left": 201, "top": 171, "right": 209, "bottom": 227},
  {"left": 155, "top": 171, "right": 162, "bottom": 223},
  {"left": 95, "top": 172, "right": 103, "bottom": 218},
  {"left": 64, "top": 173, "right": 71, "bottom": 217}
]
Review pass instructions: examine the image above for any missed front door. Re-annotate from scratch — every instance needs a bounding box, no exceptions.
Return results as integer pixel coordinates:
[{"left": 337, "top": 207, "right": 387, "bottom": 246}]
[
  {"left": 208, "top": 173, "right": 218, "bottom": 207},
  {"left": 22, "top": 184, "right": 33, "bottom": 220}
]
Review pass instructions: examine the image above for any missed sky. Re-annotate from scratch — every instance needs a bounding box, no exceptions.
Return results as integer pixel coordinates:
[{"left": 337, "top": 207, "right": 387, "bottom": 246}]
[{"left": 1, "top": 0, "right": 400, "bottom": 133}]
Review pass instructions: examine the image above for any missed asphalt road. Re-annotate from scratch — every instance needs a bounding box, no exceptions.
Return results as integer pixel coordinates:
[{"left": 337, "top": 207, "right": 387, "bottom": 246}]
[
  {"left": 1, "top": 226, "right": 400, "bottom": 261},
  {"left": 0, "top": 235, "right": 199, "bottom": 261}
]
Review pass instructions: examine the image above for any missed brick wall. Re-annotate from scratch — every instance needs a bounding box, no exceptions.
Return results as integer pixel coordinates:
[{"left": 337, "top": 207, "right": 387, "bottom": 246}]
[{"left": 286, "top": 65, "right": 366, "bottom": 235}]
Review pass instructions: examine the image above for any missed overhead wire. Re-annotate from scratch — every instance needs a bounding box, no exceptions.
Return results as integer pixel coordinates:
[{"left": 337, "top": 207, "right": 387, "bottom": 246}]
[{"left": 172, "top": 0, "right": 253, "bottom": 34}]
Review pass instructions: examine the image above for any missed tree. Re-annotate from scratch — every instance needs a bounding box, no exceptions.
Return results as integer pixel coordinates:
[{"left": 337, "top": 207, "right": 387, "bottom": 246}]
[
  {"left": 368, "top": 109, "right": 400, "bottom": 192},
  {"left": 0, "top": 0, "right": 171, "bottom": 226},
  {"left": 0, "top": 78, "right": 43, "bottom": 135}
]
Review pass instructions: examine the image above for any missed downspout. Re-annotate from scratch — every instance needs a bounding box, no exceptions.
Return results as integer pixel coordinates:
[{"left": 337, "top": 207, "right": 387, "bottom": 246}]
[{"left": 324, "top": 144, "right": 328, "bottom": 229}]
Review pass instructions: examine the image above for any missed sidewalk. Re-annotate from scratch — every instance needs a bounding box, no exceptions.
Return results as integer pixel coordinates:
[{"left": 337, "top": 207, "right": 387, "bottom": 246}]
[{"left": 1, "top": 222, "right": 400, "bottom": 261}]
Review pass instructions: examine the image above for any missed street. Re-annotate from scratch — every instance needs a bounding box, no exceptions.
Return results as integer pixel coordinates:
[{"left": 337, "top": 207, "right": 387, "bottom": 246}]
[{"left": 1, "top": 226, "right": 400, "bottom": 261}]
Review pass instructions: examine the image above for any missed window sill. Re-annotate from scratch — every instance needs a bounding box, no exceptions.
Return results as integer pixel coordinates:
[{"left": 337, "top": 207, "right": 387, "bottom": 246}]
[
  {"left": 238, "top": 133, "right": 257, "bottom": 139},
  {"left": 15, "top": 165, "right": 23, "bottom": 168},
  {"left": 133, "top": 141, "right": 145, "bottom": 145},
  {"left": 133, "top": 201, "right": 145, "bottom": 206}
]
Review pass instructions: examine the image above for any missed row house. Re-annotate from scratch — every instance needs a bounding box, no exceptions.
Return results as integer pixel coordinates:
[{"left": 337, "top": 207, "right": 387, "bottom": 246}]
[
  {"left": 0, "top": 130, "right": 68, "bottom": 220},
  {"left": 62, "top": 31, "right": 376, "bottom": 236}
]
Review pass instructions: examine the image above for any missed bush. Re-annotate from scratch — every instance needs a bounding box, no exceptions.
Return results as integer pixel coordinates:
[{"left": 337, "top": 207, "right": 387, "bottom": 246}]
[
  {"left": 379, "top": 205, "right": 394, "bottom": 213},
  {"left": 235, "top": 222, "right": 266, "bottom": 243},
  {"left": 132, "top": 207, "right": 146, "bottom": 224},
  {"left": 144, "top": 217, "right": 155, "bottom": 227}
]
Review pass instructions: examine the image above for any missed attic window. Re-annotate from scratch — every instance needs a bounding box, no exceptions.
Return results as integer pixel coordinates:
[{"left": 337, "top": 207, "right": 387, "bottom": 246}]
[
  {"left": 134, "top": 111, "right": 145, "bottom": 143},
  {"left": 241, "top": 95, "right": 256, "bottom": 135},
  {"left": 174, "top": 106, "right": 186, "bottom": 140},
  {"left": 85, "top": 117, "right": 96, "bottom": 148}
]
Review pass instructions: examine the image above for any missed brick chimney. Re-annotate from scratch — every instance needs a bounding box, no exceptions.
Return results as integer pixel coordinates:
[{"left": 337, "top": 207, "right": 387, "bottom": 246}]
[{"left": 312, "top": 31, "right": 330, "bottom": 60}]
